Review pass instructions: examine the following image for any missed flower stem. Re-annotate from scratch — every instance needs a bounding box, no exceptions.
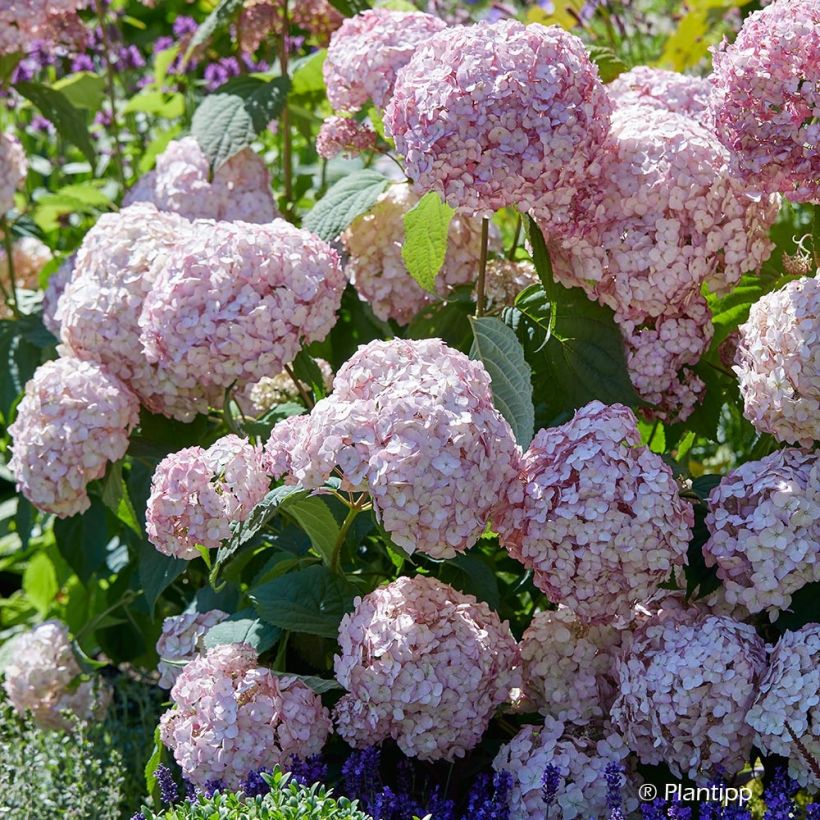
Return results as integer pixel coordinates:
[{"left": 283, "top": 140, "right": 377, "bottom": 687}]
[
  {"left": 0, "top": 217, "right": 21, "bottom": 318},
  {"left": 507, "top": 212, "right": 522, "bottom": 261},
  {"left": 331, "top": 504, "right": 359, "bottom": 574},
  {"left": 284, "top": 362, "right": 314, "bottom": 409},
  {"left": 476, "top": 216, "right": 490, "bottom": 317},
  {"left": 279, "top": 0, "right": 293, "bottom": 208}
]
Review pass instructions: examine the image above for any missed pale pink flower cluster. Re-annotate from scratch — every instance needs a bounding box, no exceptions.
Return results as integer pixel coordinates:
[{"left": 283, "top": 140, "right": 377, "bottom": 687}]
[
  {"left": 493, "top": 717, "right": 638, "bottom": 820},
  {"left": 2, "top": 620, "right": 111, "bottom": 730},
  {"left": 0, "top": 130, "right": 26, "bottom": 214},
  {"left": 703, "top": 448, "right": 819, "bottom": 618},
  {"left": 611, "top": 612, "right": 767, "bottom": 781},
  {"left": 734, "top": 276, "right": 819, "bottom": 447},
  {"left": 324, "top": 9, "right": 447, "bottom": 113},
  {"left": 123, "top": 138, "right": 279, "bottom": 224},
  {"left": 0, "top": 0, "right": 86, "bottom": 57},
  {"left": 546, "top": 105, "right": 779, "bottom": 323},
  {"left": 496, "top": 401, "right": 693, "bottom": 623},
  {"left": 316, "top": 116, "right": 377, "bottom": 160},
  {"left": 291, "top": 0, "right": 343, "bottom": 46},
  {"left": 8, "top": 357, "right": 139, "bottom": 517},
  {"left": 155, "top": 610, "right": 230, "bottom": 689},
  {"left": 239, "top": 358, "right": 333, "bottom": 417},
  {"left": 386, "top": 21, "right": 612, "bottom": 224},
  {"left": 342, "top": 184, "right": 494, "bottom": 324},
  {"left": 146, "top": 435, "right": 269, "bottom": 559},
  {"left": 710, "top": 0, "right": 819, "bottom": 202},
  {"left": 484, "top": 259, "right": 537, "bottom": 312},
  {"left": 139, "top": 219, "right": 344, "bottom": 392},
  {"left": 745, "top": 625, "right": 820, "bottom": 789},
  {"left": 265, "top": 338, "right": 521, "bottom": 559},
  {"left": 238, "top": 0, "right": 283, "bottom": 53},
  {"left": 608, "top": 66, "right": 713, "bottom": 126},
  {"left": 0, "top": 236, "right": 52, "bottom": 292},
  {"left": 160, "top": 643, "right": 331, "bottom": 788},
  {"left": 42, "top": 254, "right": 74, "bottom": 337},
  {"left": 333, "top": 575, "right": 520, "bottom": 762}
]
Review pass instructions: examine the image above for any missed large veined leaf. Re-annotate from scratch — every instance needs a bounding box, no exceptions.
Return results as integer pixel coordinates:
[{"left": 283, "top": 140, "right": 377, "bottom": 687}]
[
  {"left": 136, "top": 536, "right": 187, "bottom": 615},
  {"left": 402, "top": 192, "right": 454, "bottom": 294},
  {"left": 284, "top": 495, "right": 340, "bottom": 567},
  {"left": 52, "top": 72, "right": 105, "bottom": 111},
  {"left": 203, "top": 608, "right": 281, "bottom": 653}
]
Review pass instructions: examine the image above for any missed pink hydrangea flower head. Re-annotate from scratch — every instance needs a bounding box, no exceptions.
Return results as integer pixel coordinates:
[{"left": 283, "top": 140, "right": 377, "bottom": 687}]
[
  {"left": 0, "top": 237, "right": 52, "bottom": 316},
  {"left": 385, "top": 20, "right": 612, "bottom": 223},
  {"left": 546, "top": 105, "right": 779, "bottom": 323},
  {"left": 0, "top": 130, "right": 27, "bottom": 214},
  {"left": 139, "top": 218, "right": 344, "bottom": 392},
  {"left": 611, "top": 612, "right": 767, "bottom": 781},
  {"left": 238, "top": 0, "right": 283, "bottom": 53},
  {"left": 292, "top": 0, "right": 344, "bottom": 45},
  {"left": 324, "top": 9, "right": 447, "bottom": 113},
  {"left": 745, "top": 625, "right": 820, "bottom": 789},
  {"left": 146, "top": 434, "right": 269, "bottom": 559},
  {"left": 484, "top": 259, "right": 538, "bottom": 312},
  {"left": 2, "top": 620, "right": 111, "bottom": 730},
  {"left": 710, "top": 0, "right": 820, "bottom": 202},
  {"left": 703, "top": 448, "right": 819, "bottom": 618},
  {"left": 334, "top": 575, "right": 520, "bottom": 761},
  {"left": 264, "top": 338, "right": 522, "bottom": 559},
  {"left": 493, "top": 717, "right": 639, "bottom": 819},
  {"left": 734, "top": 276, "right": 820, "bottom": 447},
  {"left": 342, "top": 183, "right": 497, "bottom": 324},
  {"left": 160, "top": 642, "right": 331, "bottom": 788},
  {"left": 155, "top": 610, "right": 230, "bottom": 689},
  {"left": 316, "top": 116, "right": 377, "bottom": 160},
  {"left": 495, "top": 401, "right": 693, "bottom": 623},
  {"left": 0, "top": 0, "right": 86, "bottom": 57},
  {"left": 238, "top": 358, "right": 333, "bottom": 417},
  {"left": 8, "top": 357, "right": 139, "bottom": 517},
  {"left": 58, "top": 203, "right": 213, "bottom": 421},
  {"left": 42, "top": 254, "right": 75, "bottom": 337},
  {"left": 123, "top": 138, "right": 279, "bottom": 223}
]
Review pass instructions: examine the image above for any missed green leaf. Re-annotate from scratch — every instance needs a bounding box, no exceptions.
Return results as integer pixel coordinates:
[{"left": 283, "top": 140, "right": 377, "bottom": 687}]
[
  {"left": 14, "top": 81, "right": 95, "bottom": 165},
  {"left": 191, "top": 75, "right": 291, "bottom": 169},
  {"left": 290, "top": 50, "right": 327, "bottom": 98},
  {"left": 22, "top": 551, "right": 58, "bottom": 616},
  {"left": 302, "top": 170, "right": 390, "bottom": 242},
  {"left": 291, "top": 349, "right": 329, "bottom": 400},
  {"left": 136, "top": 537, "right": 188, "bottom": 615},
  {"left": 153, "top": 45, "right": 179, "bottom": 88},
  {"left": 285, "top": 495, "right": 340, "bottom": 567},
  {"left": 184, "top": 0, "right": 244, "bottom": 64},
  {"left": 588, "top": 46, "right": 628, "bottom": 83},
  {"left": 203, "top": 608, "right": 281, "bottom": 653},
  {"left": 401, "top": 192, "right": 455, "bottom": 294},
  {"left": 52, "top": 72, "right": 106, "bottom": 111},
  {"left": 53, "top": 498, "right": 110, "bottom": 583},
  {"left": 0, "top": 52, "right": 22, "bottom": 87},
  {"left": 269, "top": 670, "right": 342, "bottom": 694},
  {"left": 325, "top": 0, "right": 371, "bottom": 16},
  {"left": 123, "top": 89, "right": 185, "bottom": 119},
  {"left": 0, "top": 319, "right": 43, "bottom": 422},
  {"left": 250, "top": 565, "right": 356, "bottom": 638},
  {"left": 469, "top": 316, "right": 534, "bottom": 447},
  {"left": 144, "top": 725, "right": 163, "bottom": 799},
  {"left": 33, "top": 181, "right": 114, "bottom": 232},
  {"left": 100, "top": 460, "right": 142, "bottom": 536},
  {"left": 448, "top": 554, "right": 501, "bottom": 611}
]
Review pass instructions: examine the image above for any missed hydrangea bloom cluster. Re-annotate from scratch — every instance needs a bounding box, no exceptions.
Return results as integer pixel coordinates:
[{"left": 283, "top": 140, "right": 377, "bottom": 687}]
[
  {"left": 493, "top": 717, "right": 638, "bottom": 819},
  {"left": 385, "top": 20, "right": 612, "bottom": 223},
  {"left": 239, "top": 358, "right": 333, "bottom": 417},
  {"left": 2, "top": 620, "right": 111, "bottom": 730},
  {"left": 57, "top": 203, "right": 212, "bottom": 421},
  {"left": 323, "top": 9, "right": 447, "bottom": 113},
  {"left": 291, "top": 0, "right": 344, "bottom": 46},
  {"left": 139, "top": 219, "right": 344, "bottom": 392},
  {"left": 734, "top": 276, "right": 819, "bottom": 447},
  {"left": 8, "top": 357, "right": 139, "bottom": 517},
  {"left": 333, "top": 575, "right": 520, "bottom": 761},
  {"left": 496, "top": 401, "right": 693, "bottom": 623},
  {"left": 342, "top": 184, "right": 494, "bottom": 324},
  {"left": 703, "top": 448, "right": 819, "bottom": 618},
  {"left": 238, "top": 0, "right": 283, "bottom": 54},
  {"left": 0, "top": 130, "right": 27, "bottom": 214},
  {"left": 146, "top": 435, "right": 269, "bottom": 559},
  {"left": 123, "top": 138, "right": 279, "bottom": 223},
  {"left": 611, "top": 613, "right": 767, "bottom": 781},
  {"left": 519, "top": 607, "right": 622, "bottom": 726},
  {"left": 155, "top": 610, "right": 230, "bottom": 689},
  {"left": 42, "top": 254, "right": 74, "bottom": 337},
  {"left": 0, "top": 236, "right": 52, "bottom": 294},
  {"left": 745, "top": 625, "right": 820, "bottom": 789},
  {"left": 608, "top": 66, "right": 713, "bottom": 126},
  {"left": 546, "top": 105, "right": 779, "bottom": 323},
  {"left": 265, "top": 338, "right": 521, "bottom": 559},
  {"left": 0, "top": 0, "right": 85, "bottom": 57},
  {"left": 484, "top": 259, "right": 537, "bottom": 312},
  {"left": 159, "top": 643, "right": 331, "bottom": 788},
  {"left": 710, "top": 0, "right": 820, "bottom": 202},
  {"left": 316, "top": 116, "right": 377, "bottom": 160}
]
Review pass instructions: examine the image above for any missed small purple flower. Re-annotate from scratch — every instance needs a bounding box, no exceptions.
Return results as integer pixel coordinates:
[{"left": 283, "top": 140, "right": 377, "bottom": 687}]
[
  {"left": 173, "top": 16, "right": 199, "bottom": 38},
  {"left": 289, "top": 754, "right": 328, "bottom": 787},
  {"left": 605, "top": 762, "right": 625, "bottom": 820},
  {"left": 183, "top": 779, "right": 198, "bottom": 803},
  {"left": 115, "top": 44, "right": 146, "bottom": 70},
  {"left": 341, "top": 747, "right": 382, "bottom": 808},
  {"left": 130, "top": 815, "right": 146, "bottom": 820},
  {"left": 541, "top": 763, "right": 561, "bottom": 813},
  {"left": 202, "top": 779, "right": 225, "bottom": 798},
  {"left": 71, "top": 54, "right": 95, "bottom": 73},
  {"left": 239, "top": 768, "right": 271, "bottom": 798},
  {"left": 154, "top": 764, "right": 179, "bottom": 806},
  {"left": 641, "top": 800, "right": 669, "bottom": 820},
  {"left": 426, "top": 785, "right": 455, "bottom": 820},
  {"left": 153, "top": 36, "right": 175, "bottom": 54},
  {"left": 763, "top": 768, "right": 798, "bottom": 820},
  {"left": 806, "top": 804, "right": 820, "bottom": 819}
]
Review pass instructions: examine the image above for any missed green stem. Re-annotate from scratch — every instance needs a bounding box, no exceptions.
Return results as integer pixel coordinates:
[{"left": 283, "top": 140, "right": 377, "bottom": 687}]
[
  {"left": 331, "top": 504, "right": 360, "bottom": 574},
  {"left": 647, "top": 419, "right": 660, "bottom": 450},
  {"left": 475, "top": 217, "right": 490, "bottom": 317},
  {"left": 507, "top": 212, "right": 522, "bottom": 261},
  {"left": 74, "top": 590, "right": 138, "bottom": 642},
  {"left": 0, "top": 217, "right": 21, "bottom": 318},
  {"left": 284, "top": 362, "right": 314, "bottom": 409}
]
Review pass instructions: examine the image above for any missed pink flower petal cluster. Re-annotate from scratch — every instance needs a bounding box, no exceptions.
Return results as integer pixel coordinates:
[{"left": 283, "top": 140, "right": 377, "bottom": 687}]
[
  {"left": 155, "top": 610, "right": 230, "bottom": 689},
  {"left": 2, "top": 620, "right": 111, "bottom": 730},
  {"left": 608, "top": 66, "right": 713, "bottom": 126},
  {"left": 745, "top": 625, "right": 820, "bottom": 789},
  {"left": 0, "top": 130, "right": 26, "bottom": 214},
  {"left": 291, "top": 0, "right": 343, "bottom": 46},
  {"left": 123, "top": 137, "right": 279, "bottom": 223},
  {"left": 493, "top": 717, "right": 638, "bottom": 819},
  {"left": 139, "top": 219, "right": 344, "bottom": 392},
  {"left": 8, "top": 357, "right": 139, "bottom": 517},
  {"left": 316, "top": 116, "right": 377, "bottom": 160},
  {"left": 342, "top": 183, "right": 495, "bottom": 324},
  {"left": 0, "top": 236, "right": 52, "bottom": 305},
  {"left": 385, "top": 21, "right": 612, "bottom": 223},
  {"left": 238, "top": 0, "right": 283, "bottom": 53},
  {"left": 324, "top": 9, "right": 447, "bottom": 113},
  {"left": 734, "top": 276, "right": 819, "bottom": 447},
  {"left": 496, "top": 401, "right": 693, "bottom": 623},
  {"left": 546, "top": 105, "right": 779, "bottom": 323},
  {"left": 42, "top": 254, "right": 75, "bottom": 337},
  {"left": 484, "top": 259, "right": 537, "bottom": 312},
  {"left": 0, "top": 0, "right": 86, "bottom": 56},
  {"left": 238, "top": 358, "right": 333, "bottom": 417},
  {"left": 333, "top": 575, "right": 520, "bottom": 761},
  {"left": 146, "top": 434, "right": 269, "bottom": 559},
  {"left": 57, "top": 203, "right": 212, "bottom": 421},
  {"left": 611, "top": 612, "right": 767, "bottom": 781},
  {"left": 265, "top": 338, "right": 522, "bottom": 559},
  {"left": 703, "top": 448, "right": 819, "bottom": 618},
  {"left": 710, "top": 0, "right": 819, "bottom": 202},
  {"left": 159, "top": 643, "right": 331, "bottom": 788}
]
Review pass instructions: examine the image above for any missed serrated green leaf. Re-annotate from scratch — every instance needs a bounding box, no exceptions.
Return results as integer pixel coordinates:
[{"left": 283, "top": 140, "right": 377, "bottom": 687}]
[
  {"left": 285, "top": 495, "right": 340, "bottom": 567},
  {"left": 52, "top": 72, "right": 105, "bottom": 111},
  {"left": 402, "top": 192, "right": 455, "bottom": 294},
  {"left": 203, "top": 608, "right": 281, "bottom": 653}
]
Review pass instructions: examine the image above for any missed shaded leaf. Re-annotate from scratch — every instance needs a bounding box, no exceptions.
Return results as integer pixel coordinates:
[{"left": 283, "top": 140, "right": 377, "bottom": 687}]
[
  {"left": 285, "top": 495, "right": 340, "bottom": 567},
  {"left": 52, "top": 72, "right": 105, "bottom": 111},
  {"left": 184, "top": 0, "right": 244, "bottom": 63},
  {"left": 203, "top": 608, "right": 281, "bottom": 653},
  {"left": 402, "top": 192, "right": 454, "bottom": 294},
  {"left": 136, "top": 536, "right": 187, "bottom": 615}
]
